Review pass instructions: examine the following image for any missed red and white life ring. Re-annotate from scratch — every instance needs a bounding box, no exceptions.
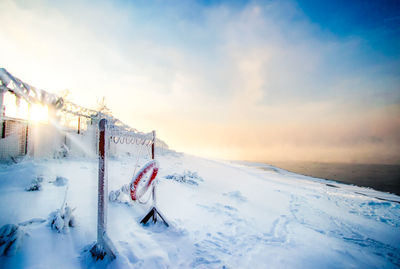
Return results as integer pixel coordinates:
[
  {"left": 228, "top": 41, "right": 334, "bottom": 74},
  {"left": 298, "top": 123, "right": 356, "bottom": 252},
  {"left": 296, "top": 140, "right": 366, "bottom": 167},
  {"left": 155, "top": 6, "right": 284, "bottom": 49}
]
[{"left": 130, "top": 160, "right": 159, "bottom": 201}]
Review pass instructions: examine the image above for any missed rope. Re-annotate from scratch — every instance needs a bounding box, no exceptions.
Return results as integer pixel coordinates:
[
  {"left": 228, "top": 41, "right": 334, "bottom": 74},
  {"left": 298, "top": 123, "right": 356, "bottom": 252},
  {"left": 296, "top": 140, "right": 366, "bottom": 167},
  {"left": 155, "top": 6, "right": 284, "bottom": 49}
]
[
  {"left": 110, "top": 135, "right": 153, "bottom": 145},
  {"left": 147, "top": 145, "right": 152, "bottom": 159},
  {"left": 136, "top": 184, "right": 153, "bottom": 204},
  {"left": 105, "top": 124, "right": 158, "bottom": 204},
  {"left": 132, "top": 143, "right": 145, "bottom": 178}
]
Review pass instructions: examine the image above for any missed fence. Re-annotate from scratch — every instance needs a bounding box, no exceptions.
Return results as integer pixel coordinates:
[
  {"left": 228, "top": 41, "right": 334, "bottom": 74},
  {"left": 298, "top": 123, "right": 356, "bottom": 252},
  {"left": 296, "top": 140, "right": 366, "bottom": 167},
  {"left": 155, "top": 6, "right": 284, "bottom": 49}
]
[
  {"left": 0, "top": 116, "right": 169, "bottom": 161},
  {"left": 0, "top": 117, "right": 28, "bottom": 159},
  {"left": 0, "top": 68, "right": 169, "bottom": 161}
]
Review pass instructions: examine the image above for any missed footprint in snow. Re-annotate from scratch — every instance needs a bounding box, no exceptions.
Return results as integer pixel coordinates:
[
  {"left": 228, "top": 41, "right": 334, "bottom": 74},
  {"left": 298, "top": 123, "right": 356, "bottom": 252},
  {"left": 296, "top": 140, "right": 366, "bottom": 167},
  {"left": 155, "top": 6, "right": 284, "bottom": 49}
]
[
  {"left": 222, "top": 191, "right": 247, "bottom": 203},
  {"left": 197, "top": 203, "right": 238, "bottom": 218},
  {"left": 118, "top": 241, "right": 140, "bottom": 264}
]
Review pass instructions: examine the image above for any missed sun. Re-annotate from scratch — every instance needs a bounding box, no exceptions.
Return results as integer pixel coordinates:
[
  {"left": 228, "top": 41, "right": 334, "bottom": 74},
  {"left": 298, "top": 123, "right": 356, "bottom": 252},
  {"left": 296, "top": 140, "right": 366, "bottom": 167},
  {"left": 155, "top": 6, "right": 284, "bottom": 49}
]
[{"left": 30, "top": 104, "right": 49, "bottom": 122}]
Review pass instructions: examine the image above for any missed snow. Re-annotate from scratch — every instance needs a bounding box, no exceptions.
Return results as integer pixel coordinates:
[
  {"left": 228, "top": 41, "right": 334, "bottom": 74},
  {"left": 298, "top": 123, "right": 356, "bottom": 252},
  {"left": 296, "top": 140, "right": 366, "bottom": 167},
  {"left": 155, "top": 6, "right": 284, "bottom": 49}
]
[{"left": 0, "top": 153, "right": 399, "bottom": 268}]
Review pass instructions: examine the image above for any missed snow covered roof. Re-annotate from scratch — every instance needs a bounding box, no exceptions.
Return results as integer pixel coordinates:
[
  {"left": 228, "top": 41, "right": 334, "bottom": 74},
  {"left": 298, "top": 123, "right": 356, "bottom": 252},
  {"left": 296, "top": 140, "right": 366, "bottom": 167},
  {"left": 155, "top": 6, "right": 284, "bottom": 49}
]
[
  {"left": 0, "top": 68, "right": 169, "bottom": 149},
  {"left": 0, "top": 68, "right": 61, "bottom": 107}
]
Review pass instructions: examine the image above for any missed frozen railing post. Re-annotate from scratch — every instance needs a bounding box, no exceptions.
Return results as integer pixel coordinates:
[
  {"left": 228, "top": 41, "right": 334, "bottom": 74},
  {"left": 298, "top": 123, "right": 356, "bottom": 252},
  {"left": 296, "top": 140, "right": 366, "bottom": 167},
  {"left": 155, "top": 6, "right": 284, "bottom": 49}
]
[
  {"left": 151, "top": 130, "right": 156, "bottom": 204},
  {"left": 140, "top": 130, "right": 169, "bottom": 226},
  {"left": 90, "top": 118, "right": 116, "bottom": 260},
  {"left": 152, "top": 130, "right": 155, "bottom": 160},
  {"left": 0, "top": 89, "right": 4, "bottom": 121}
]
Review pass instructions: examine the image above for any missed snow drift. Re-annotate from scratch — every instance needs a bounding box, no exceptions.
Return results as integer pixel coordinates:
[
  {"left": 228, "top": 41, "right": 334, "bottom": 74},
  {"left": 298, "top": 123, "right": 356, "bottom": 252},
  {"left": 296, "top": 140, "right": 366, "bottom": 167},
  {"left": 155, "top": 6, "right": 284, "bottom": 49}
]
[{"left": 0, "top": 153, "right": 399, "bottom": 268}]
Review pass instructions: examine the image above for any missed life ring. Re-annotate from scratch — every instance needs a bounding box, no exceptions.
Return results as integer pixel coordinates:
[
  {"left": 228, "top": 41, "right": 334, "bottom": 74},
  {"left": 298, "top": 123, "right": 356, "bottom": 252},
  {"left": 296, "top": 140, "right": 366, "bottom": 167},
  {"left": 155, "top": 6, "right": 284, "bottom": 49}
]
[{"left": 130, "top": 160, "right": 159, "bottom": 201}]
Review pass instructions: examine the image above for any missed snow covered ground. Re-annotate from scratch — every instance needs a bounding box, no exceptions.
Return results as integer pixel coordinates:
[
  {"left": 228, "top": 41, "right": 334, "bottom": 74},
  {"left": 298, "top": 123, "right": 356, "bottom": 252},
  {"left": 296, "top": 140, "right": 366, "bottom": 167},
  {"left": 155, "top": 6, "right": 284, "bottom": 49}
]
[{"left": 0, "top": 152, "right": 399, "bottom": 268}]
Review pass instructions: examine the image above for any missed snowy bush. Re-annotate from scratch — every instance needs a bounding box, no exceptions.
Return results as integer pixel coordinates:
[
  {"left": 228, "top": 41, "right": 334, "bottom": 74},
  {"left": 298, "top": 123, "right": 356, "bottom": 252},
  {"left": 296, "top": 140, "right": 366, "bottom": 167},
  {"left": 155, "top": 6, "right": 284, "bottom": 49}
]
[
  {"left": 54, "top": 144, "right": 69, "bottom": 159},
  {"left": 109, "top": 184, "right": 131, "bottom": 204},
  {"left": 54, "top": 176, "right": 68, "bottom": 187},
  {"left": 165, "top": 171, "right": 204, "bottom": 186},
  {"left": 49, "top": 205, "right": 76, "bottom": 233},
  {"left": 25, "top": 176, "right": 44, "bottom": 192},
  {"left": 0, "top": 224, "right": 26, "bottom": 256},
  {"left": 109, "top": 189, "right": 121, "bottom": 203}
]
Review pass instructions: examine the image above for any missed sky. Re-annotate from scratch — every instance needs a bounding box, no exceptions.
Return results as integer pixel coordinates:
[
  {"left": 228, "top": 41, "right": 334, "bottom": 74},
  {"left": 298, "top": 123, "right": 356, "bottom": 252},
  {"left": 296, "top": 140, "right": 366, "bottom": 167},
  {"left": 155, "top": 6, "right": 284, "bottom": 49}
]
[{"left": 1, "top": 0, "right": 399, "bottom": 164}]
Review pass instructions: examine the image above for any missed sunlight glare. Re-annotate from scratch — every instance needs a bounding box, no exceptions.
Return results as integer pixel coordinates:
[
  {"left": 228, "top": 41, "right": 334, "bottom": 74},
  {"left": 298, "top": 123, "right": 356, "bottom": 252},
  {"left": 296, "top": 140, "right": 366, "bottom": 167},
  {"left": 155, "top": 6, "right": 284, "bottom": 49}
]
[{"left": 30, "top": 104, "right": 49, "bottom": 122}]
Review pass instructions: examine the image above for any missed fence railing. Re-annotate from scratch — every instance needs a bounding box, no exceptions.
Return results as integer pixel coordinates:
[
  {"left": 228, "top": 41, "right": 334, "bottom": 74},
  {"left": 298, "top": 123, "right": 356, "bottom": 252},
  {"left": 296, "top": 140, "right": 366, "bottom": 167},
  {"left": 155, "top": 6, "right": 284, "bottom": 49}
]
[{"left": 0, "top": 68, "right": 169, "bottom": 161}]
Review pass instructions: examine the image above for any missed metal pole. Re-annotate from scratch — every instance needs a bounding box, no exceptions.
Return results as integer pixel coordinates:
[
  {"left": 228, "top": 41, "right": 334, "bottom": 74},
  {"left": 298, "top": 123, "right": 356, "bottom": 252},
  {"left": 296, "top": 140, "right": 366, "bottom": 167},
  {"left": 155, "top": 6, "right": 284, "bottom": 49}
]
[
  {"left": 0, "top": 90, "right": 4, "bottom": 121},
  {"left": 140, "top": 129, "right": 168, "bottom": 227},
  {"left": 1, "top": 121, "right": 5, "bottom": 139},
  {"left": 24, "top": 124, "right": 29, "bottom": 155},
  {"left": 91, "top": 118, "right": 116, "bottom": 260},
  {"left": 151, "top": 130, "right": 156, "bottom": 205},
  {"left": 152, "top": 181, "right": 157, "bottom": 206},
  {"left": 97, "top": 119, "right": 107, "bottom": 247},
  {"left": 0, "top": 91, "right": 4, "bottom": 139},
  {"left": 152, "top": 130, "right": 155, "bottom": 160}
]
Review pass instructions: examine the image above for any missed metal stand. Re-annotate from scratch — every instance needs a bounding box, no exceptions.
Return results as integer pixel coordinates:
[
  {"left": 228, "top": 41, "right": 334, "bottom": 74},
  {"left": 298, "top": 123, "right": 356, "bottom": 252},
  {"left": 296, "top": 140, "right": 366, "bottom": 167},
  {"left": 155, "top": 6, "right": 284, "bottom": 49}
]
[
  {"left": 140, "top": 184, "right": 169, "bottom": 227},
  {"left": 140, "top": 131, "right": 169, "bottom": 227},
  {"left": 140, "top": 207, "right": 169, "bottom": 226}
]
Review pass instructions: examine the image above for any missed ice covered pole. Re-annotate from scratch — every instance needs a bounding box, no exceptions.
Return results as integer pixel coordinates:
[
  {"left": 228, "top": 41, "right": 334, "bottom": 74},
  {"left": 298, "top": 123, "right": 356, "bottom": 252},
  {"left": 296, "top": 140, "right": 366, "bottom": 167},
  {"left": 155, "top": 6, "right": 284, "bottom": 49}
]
[
  {"left": 77, "top": 116, "right": 81, "bottom": 134},
  {"left": 97, "top": 118, "right": 107, "bottom": 247},
  {"left": 0, "top": 90, "right": 4, "bottom": 120},
  {"left": 91, "top": 118, "right": 116, "bottom": 260},
  {"left": 152, "top": 130, "right": 155, "bottom": 160},
  {"left": 139, "top": 130, "right": 168, "bottom": 226},
  {"left": 152, "top": 130, "right": 156, "bottom": 204}
]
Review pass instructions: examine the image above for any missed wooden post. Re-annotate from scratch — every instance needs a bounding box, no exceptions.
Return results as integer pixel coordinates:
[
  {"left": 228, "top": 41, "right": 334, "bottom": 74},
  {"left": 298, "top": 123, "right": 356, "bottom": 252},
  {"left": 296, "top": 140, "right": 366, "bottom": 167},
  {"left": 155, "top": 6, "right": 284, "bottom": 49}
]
[{"left": 77, "top": 116, "right": 81, "bottom": 134}]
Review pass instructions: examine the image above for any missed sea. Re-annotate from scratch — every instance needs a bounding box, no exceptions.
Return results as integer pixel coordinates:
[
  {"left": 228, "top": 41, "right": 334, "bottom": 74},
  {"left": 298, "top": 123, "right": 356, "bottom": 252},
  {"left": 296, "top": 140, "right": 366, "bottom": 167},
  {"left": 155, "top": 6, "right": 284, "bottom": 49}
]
[{"left": 263, "top": 161, "right": 400, "bottom": 196}]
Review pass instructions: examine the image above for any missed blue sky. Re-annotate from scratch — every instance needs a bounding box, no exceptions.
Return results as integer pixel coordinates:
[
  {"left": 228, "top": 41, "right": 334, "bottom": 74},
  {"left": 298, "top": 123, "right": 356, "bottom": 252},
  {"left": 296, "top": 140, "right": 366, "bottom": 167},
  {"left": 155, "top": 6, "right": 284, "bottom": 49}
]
[
  {"left": 1, "top": 0, "right": 399, "bottom": 163},
  {"left": 297, "top": 0, "right": 400, "bottom": 52},
  {"left": 201, "top": 0, "right": 400, "bottom": 53}
]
